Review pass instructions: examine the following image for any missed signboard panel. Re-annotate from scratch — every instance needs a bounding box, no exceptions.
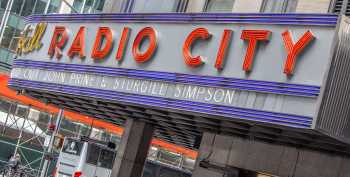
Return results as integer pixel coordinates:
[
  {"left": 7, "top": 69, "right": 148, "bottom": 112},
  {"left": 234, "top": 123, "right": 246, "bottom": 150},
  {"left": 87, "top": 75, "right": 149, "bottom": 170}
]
[
  {"left": 9, "top": 13, "right": 338, "bottom": 129},
  {"left": 19, "top": 21, "right": 334, "bottom": 85}
]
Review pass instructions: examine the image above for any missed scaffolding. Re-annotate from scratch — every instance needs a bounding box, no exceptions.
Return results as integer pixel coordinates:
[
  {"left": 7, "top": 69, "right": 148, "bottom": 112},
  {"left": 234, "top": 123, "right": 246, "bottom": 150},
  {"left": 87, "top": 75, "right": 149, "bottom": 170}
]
[
  {"left": 0, "top": 97, "right": 124, "bottom": 177},
  {"left": 0, "top": 100, "right": 54, "bottom": 177}
]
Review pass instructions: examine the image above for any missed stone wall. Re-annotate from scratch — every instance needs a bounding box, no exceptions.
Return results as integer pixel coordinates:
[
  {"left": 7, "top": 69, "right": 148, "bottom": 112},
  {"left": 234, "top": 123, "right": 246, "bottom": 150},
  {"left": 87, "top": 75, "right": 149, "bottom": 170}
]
[{"left": 193, "top": 132, "right": 350, "bottom": 177}]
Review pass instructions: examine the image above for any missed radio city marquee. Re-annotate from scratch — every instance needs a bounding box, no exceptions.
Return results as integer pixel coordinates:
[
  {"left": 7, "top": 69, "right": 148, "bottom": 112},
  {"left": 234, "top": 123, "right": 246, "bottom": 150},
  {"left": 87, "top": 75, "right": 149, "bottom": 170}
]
[
  {"left": 18, "top": 23, "right": 315, "bottom": 75},
  {"left": 10, "top": 17, "right": 336, "bottom": 118}
]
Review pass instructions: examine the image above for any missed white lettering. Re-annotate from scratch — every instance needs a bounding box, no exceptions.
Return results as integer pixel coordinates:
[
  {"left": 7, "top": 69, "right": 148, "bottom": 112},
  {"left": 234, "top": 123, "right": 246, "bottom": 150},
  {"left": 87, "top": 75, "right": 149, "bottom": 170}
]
[
  {"left": 174, "top": 85, "right": 182, "bottom": 98},
  {"left": 213, "top": 89, "right": 225, "bottom": 103},
  {"left": 204, "top": 88, "right": 214, "bottom": 101}
]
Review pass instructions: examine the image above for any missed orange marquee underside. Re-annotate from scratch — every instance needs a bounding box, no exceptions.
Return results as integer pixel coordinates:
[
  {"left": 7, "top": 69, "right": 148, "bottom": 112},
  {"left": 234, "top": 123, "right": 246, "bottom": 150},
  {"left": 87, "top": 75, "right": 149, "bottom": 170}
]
[{"left": 0, "top": 74, "right": 197, "bottom": 159}]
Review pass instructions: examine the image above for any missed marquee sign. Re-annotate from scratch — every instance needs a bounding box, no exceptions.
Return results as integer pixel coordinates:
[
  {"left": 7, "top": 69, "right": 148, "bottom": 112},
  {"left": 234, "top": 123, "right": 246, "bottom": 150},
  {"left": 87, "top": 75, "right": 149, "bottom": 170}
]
[
  {"left": 9, "top": 13, "right": 339, "bottom": 129},
  {"left": 45, "top": 25, "right": 314, "bottom": 76}
]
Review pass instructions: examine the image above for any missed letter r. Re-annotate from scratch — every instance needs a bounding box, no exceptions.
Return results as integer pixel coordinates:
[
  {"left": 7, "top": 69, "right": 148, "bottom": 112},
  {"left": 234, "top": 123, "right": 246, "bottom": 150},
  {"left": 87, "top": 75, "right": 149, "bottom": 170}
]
[{"left": 48, "top": 26, "right": 68, "bottom": 59}]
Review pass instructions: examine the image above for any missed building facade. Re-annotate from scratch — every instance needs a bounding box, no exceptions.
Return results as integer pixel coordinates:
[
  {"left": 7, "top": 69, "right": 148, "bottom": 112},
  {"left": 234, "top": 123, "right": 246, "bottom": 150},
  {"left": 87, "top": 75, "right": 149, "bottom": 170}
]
[
  {"left": 0, "top": 0, "right": 107, "bottom": 73},
  {"left": 102, "top": 0, "right": 333, "bottom": 13},
  {"left": 0, "top": 0, "right": 344, "bottom": 73}
]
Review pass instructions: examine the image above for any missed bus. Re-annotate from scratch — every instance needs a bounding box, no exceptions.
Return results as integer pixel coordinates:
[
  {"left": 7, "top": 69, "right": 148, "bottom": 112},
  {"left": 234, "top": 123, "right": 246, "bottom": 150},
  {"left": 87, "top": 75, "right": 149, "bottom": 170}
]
[
  {"left": 55, "top": 137, "right": 191, "bottom": 177},
  {"left": 55, "top": 137, "right": 114, "bottom": 177}
]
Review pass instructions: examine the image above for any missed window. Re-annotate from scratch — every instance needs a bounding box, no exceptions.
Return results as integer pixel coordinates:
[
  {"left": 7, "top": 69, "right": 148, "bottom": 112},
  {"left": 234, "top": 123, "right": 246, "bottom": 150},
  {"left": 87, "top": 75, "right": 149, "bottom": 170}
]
[
  {"left": 9, "top": 29, "right": 20, "bottom": 51},
  {"left": 86, "top": 144, "right": 100, "bottom": 165},
  {"left": 157, "top": 150, "right": 182, "bottom": 167},
  {"left": 99, "top": 149, "right": 115, "bottom": 169},
  {"left": 204, "top": 0, "right": 235, "bottom": 12},
  {"left": 73, "top": 0, "right": 105, "bottom": 13},
  {"left": 47, "top": 4, "right": 59, "bottom": 13},
  {"left": 16, "top": 105, "right": 29, "bottom": 118},
  {"left": 38, "top": 112, "right": 50, "bottom": 124},
  {"left": 1, "top": 0, "right": 7, "bottom": 9},
  {"left": 260, "top": 0, "right": 298, "bottom": 13},
  {"left": 72, "top": 0, "right": 84, "bottom": 12},
  {"left": 132, "top": 0, "right": 181, "bottom": 13},
  {"left": 60, "top": 118, "right": 79, "bottom": 133},
  {"left": 0, "top": 26, "right": 16, "bottom": 49},
  {"left": 62, "top": 138, "right": 84, "bottom": 155},
  {"left": 48, "top": 0, "right": 61, "bottom": 13},
  {"left": 11, "top": 0, "right": 24, "bottom": 15},
  {"left": 94, "top": 0, "right": 105, "bottom": 12},
  {"left": 0, "top": 99, "right": 12, "bottom": 113},
  {"left": 86, "top": 144, "right": 116, "bottom": 169},
  {"left": 21, "top": 0, "right": 36, "bottom": 16},
  {"left": 83, "top": 0, "right": 95, "bottom": 13},
  {"left": 34, "top": 0, "right": 47, "bottom": 14}
]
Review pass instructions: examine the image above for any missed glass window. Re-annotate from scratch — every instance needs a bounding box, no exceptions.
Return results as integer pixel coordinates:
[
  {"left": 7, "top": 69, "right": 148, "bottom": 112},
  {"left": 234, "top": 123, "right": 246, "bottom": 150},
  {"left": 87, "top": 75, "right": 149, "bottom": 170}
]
[
  {"left": 0, "top": 99, "right": 12, "bottom": 113},
  {"left": 98, "top": 149, "right": 115, "bottom": 169},
  {"left": 158, "top": 150, "right": 182, "bottom": 166},
  {"left": 0, "top": 49, "right": 13, "bottom": 64},
  {"left": 37, "top": 112, "right": 51, "bottom": 130},
  {"left": 0, "top": 26, "right": 16, "bottom": 49},
  {"left": 60, "top": 118, "right": 79, "bottom": 132},
  {"left": 41, "top": 0, "right": 60, "bottom": 14},
  {"left": 9, "top": 29, "right": 21, "bottom": 51},
  {"left": 16, "top": 105, "right": 28, "bottom": 118},
  {"left": 86, "top": 144, "right": 100, "bottom": 165},
  {"left": 34, "top": 0, "right": 47, "bottom": 14},
  {"left": 204, "top": 0, "right": 235, "bottom": 12},
  {"left": 51, "top": 0, "right": 61, "bottom": 7},
  {"left": 7, "top": 14, "right": 20, "bottom": 28},
  {"left": 62, "top": 138, "right": 84, "bottom": 155},
  {"left": 94, "top": 0, "right": 105, "bottom": 12},
  {"left": 1, "top": 0, "right": 8, "bottom": 9},
  {"left": 83, "top": 0, "right": 94, "bottom": 13},
  {"left": 21, "top": 0, "right": 36, "bottom": 16},
  {"left": 261, "top": 0, "right": 298, "bottom": 13},
  {"left": 73, "top": 0, "right": 83, "bottom": 12},
  {"left": 11, "top": 0, "right": 24, "bottom": 15},
  {"left": 132, "top": 0, "right": 181, "bottom": 13},
  {"left": 47, "top": 4, "right": 59, "bottom": 13}
]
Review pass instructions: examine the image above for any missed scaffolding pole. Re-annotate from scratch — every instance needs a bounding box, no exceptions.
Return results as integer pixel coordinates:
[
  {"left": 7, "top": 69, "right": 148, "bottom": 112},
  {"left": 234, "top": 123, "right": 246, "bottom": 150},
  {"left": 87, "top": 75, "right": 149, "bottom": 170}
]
[
  {"left": 13, "top": 106, "right": 31, "bottom": 155},
  {"left": 40, "top": 109, "right": 63, "bottom": 177}
]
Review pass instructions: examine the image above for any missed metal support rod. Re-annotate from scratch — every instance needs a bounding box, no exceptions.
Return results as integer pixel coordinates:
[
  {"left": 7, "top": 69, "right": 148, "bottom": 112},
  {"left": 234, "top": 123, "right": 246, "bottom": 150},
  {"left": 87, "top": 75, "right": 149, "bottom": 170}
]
[
  {"left": 40, "top": 109, "right": 64, "bottom": 177},
  {"left": 44, "top": 0, "right": 52, "bottom": 14},
  {"left": 14, "top": 106, "right": 31, "bottom": 156},
  {"left": 31, "top": 0, "right": 39, "bottom": 14},
  {"left": 37, "top": 114, "right": 52, "bottom": 177},
  {"left": 0, "top": 139, "right": 44, "bottom": 154},
  {"left": 0, "top": 0, "right": 14, "bottom": 48},
  {"left": 89, "top": 0, "right": 97, "bottom": 13},
  {"left": 2, "top": 102, "right": 15, "bottom": 134},
  {"left": 60, "top": 0, "right": 80, "bottom": 13},
  {"left": 80, "top": 0, "right": 87, "bottom": 13},
  {"left": 19, "top": 131, "right": 46, "bottom": 146}
]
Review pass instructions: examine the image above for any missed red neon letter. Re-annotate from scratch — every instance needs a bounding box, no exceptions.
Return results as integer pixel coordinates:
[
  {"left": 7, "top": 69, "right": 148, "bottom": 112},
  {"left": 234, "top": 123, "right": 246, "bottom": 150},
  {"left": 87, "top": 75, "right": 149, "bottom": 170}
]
[
  {"left": 116, "top": 27, "right": 131, "bottom": 61},
  {"left": 241, "top": 30, "right": 271, "bottom": 72},
  {"left": 91, "top": 27, "right": 113, "bottom": 59},
  {"left": 183, "top": 28, "right": 211, "bottom": 67},
  {"left": 132, "top": 27, "right": 157, "bottom": 63},
  {"left": 282, "top": 30, "right": 315, "bottom": 75},
  {"left": 48, "top": 26, "right": 68, "bottom": 59},
  {"left": 68, "top": 26, "right": 86, "bottom": 59},
  {"left": 215, "top": 29, "right": 232, "bottom": 70}
]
